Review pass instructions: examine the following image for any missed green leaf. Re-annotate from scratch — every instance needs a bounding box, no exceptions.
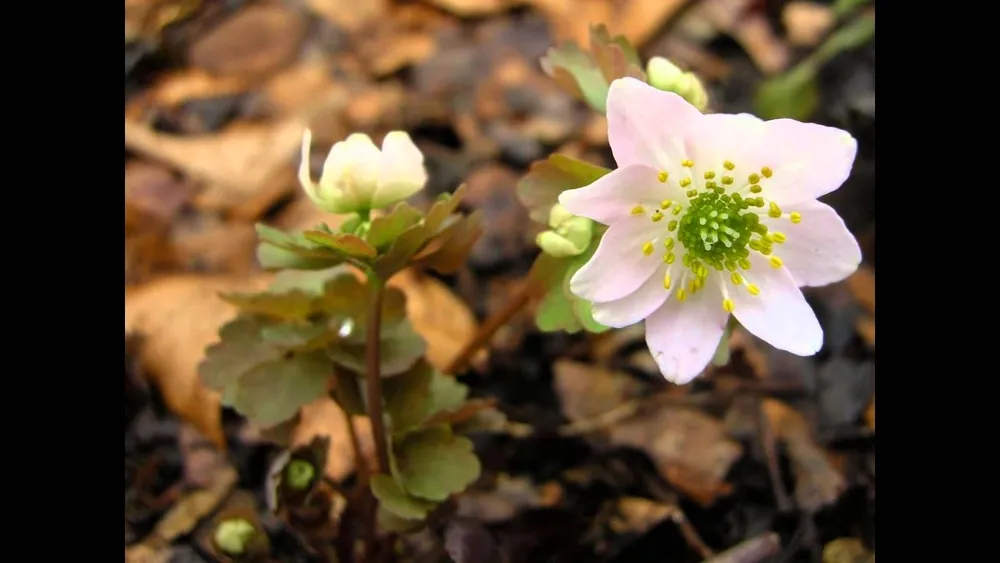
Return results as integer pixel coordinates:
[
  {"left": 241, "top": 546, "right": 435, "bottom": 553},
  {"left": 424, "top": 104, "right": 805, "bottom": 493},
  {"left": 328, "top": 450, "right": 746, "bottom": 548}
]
[
  {"left": 540, "top": 23, "right": 646, "bottom": 114},
  {"left": 753, "top": 64, "right": 820, "bottom": 121},
  {"left": 528, "top": 241, "right": 608, "bottom": 334},
  {"left": 330, "top": 366, "right": 366, "bottom": 416},
  {"left": 377, "top": 505, "right": 425, "bottom": 533},
  {"left": 327, "top": 330, "right": 425, "bottom": 378},
  {"left": 269, "top": 267, "right": 354, "bottom": 296},
  {"left": 229, "top": 350, "right": 331, "bottom": 427},
  {"left": 374, "top": 186, "right": 469, "bottom": 279},
  {"left": 368, "top": 203, "right": 424, "bottom": 250},
  {"left": 199, "top": 317, "right": 283, "bottom": 391},
  {"left": 220, "top": 290, "right": 318, "bottom": 321},
  {"left": 393, "top": 426, "right": 481, "bottom": 502},
  {"left": 260, "top": 322, "right": 328, "bottom": 349},
  {"left": 426, "top": 372, "right": 469, "bottom": 419},
  {"left": 518, "top": 154, "right": 610, "bottom": 224},
  {"left": 255, "top": 224, "right": 345, "bottom": 271},
  {"left": 371, "top": 474, "right": 437, "bottom": 520},
  {"left": 414, "top": 210, "right": 485, "bottom": 275},
  {"left": 384, "top": 361, "right": 435, "bottom": 434},
  {"left": 303, "top": 231, "right": 377, "bottom": 260}
]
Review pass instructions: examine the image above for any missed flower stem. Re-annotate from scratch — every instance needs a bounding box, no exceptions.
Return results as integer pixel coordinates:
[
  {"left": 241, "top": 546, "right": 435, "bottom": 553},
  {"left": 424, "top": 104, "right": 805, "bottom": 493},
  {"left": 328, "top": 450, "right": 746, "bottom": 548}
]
[
  {"left": 364, "top": 278, "right": 391, "bottom": 474},
  {"left": 444, "top": 278, "right": 541, "bottom": 374}
]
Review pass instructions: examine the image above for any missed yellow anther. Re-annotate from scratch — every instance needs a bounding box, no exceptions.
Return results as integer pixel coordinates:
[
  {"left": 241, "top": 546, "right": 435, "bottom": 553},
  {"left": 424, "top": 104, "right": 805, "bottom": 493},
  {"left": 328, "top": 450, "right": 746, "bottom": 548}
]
[
  {"left": 721, "top": 176, "right": 734, "bottom": 185},
  {"left": 677, "top": 288, "right": 687, "bottom": 302},
  {"left": 790, "top": 212, "right": 802, "bottom": 224},
  {"left": 762, "top": 233, "right": 773, "bottom": 243},
  {"left": 664, "top": 237, "right": 675, "bottom": 249},
  {"left": 686, "top": 189, "right": 697, "bottom": 198},
  {"left": 723, "top": 160, "right": 735, "bottom": 171},
  {"left": 761, "top": 166, "right": 773, "bottom": 178},
  {"left": 672, "top": 204, "right": 683, "bottom": 215},
  {"left": 704, "top": 171, "right": 716, "bottom": 179},
  {"left": 749, "top": 185, "right": 762, "bottom": 193},
  {"left": 738, "top": 258, "right": 751, "bottom": 270},
  {"left": 747, "top": 284, "right": 760, "bottom": 296},
  {"left": 631, "top": 205, "right": 645, "bottom": 215},
  {"left": 680, "top": 178, "right": 692, "bottom": 188},
  {"left": 658, "top": 171, "right": 669, "bottom": 182},
  {"left": 643, "top": 242, "right": 655, "bottom": 256},
  {"left": 668, "top": 220, "right": 678, "bottom": 231},
  {"left": 731, "top": 272, "right": 743, "bottom": 285},
  {"left": 660, "top": 199, "right": 672, "bottom": 209},
  {"left": 768, "top": 201, "right": 782, "bottom": 218},
  {"left": 772, "top": 232, "right": 786, "bottom": 243},
  {"left": 769, "top": 256, "right": 783, "bottom": 268},
  {"left": 758, "top": 244, "right": 772, "bottom": 256},
  {"left": 682, "top": 254, "right": 692, "bottom": 267},
  {"left": 663, "top": 274, "right": 671, "bottom": 289},
  {"left": 689, "top": 280, "right": 699, "bottom": 293},
  {"left": 748, "top": 173, "right": 760, "bottom": 184},
  {"left": 651, "top": 210, "right": 664, "bottom": 222},
  {"left": 705, "top": 181, "right": 717, "bottom": 190},
  {"left": 681, "top": 159, "right": 694, "bottom": 167},
  {"left": 722, "top": 298, "right": 734, "bottom": 312},
  {"left": 664, "top": 252, "right": 675, "bottom": 264}
]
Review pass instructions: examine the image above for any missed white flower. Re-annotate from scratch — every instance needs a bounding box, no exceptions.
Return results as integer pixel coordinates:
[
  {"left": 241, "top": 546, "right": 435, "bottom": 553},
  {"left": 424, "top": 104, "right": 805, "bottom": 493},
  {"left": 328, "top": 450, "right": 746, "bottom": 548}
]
[
  {"left": 559, "top": 78, "right": 862, "bottom": 384},
  {"left": 298, "top": 129, "right": 427, "bottom": 214}
]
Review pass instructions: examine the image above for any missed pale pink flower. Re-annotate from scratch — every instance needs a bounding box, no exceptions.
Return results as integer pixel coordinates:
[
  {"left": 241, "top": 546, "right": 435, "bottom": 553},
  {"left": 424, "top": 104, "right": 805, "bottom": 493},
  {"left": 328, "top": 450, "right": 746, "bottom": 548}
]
[{"left": 559, "top": 78, "right": 861, "bottom": 384}]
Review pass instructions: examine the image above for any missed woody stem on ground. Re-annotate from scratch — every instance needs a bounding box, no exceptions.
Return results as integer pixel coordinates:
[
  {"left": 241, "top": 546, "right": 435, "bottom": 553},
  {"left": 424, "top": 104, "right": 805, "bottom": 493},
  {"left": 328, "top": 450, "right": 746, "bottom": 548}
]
[
  {"left": 364, "top": 278, "right": 391, "bottom": 475},
  {"left": 444, "top": 278, "right": 542, "bottom": 374}
]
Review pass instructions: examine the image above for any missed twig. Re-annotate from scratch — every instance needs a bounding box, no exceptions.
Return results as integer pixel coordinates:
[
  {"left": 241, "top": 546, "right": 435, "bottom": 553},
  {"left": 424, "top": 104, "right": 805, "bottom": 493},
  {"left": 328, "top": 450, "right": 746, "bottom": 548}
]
[
  {"left": 703, "top": 533, "right": 781, "bottom": 563},
  {"left": 341, "top": 404, "right": 369, "bottom": 500},
  {"left": 364, "top": 280, "right": 391, "bottom": 474},
  {"left": 444, "top": 279, "right": 540, "bottom": 374},
  {"left": 756, "top": 396, "right": 793, "bottom": 511},
  {"left": 665, "top": 506, "right": 715, "bottom": 559}
]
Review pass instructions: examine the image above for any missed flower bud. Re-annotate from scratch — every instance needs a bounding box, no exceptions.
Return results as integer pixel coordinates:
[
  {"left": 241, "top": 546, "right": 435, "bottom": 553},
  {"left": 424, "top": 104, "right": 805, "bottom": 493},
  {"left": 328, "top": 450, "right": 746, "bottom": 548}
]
[
  {"left": 646, "top": 57, "right": 709, "bottom": 111},
  {"left": 298, "top": 129, "right": 428, "bottom": 215},
  {"left": 536, "top": 204, "right": 593, "bottom": 257}
]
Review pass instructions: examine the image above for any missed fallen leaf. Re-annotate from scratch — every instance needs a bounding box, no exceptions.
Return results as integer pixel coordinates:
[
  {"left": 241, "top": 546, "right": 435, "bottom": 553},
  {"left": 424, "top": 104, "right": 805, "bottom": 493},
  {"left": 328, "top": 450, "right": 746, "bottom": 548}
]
[
  {"left": 262, "top": 59, "right": 350, "bottom": 118},
  {"left": 846, "top": 266, "right": 875, "bottom": 314},
  {"left": 290, "top": 396, "right": 376, "bottom": 482},
  {"left": 608, "top": 405, "right": 742, "bottom": 505},
  {"left": 188, "top": 4, "right": 307, "bottom": 78},
  {"left": 763, "top": 399, "right": 846, "bottom": 512},
  {"left": 445, "top": 519, "right": 501, "bottom": 563},
  {"left": 307, "top": 0, "right": 388, "bottom": 33},
  {"left": 856, "top": 316, "right": 875, "bottom": 349},
  {"left": 704, "top": 533, "right": 781, "bottom": 563},
  {"left": 530, "top": 0, "right": 688, "bottom": 48},
  {"left": 823, "top": 537, "right": 874, "bottom": 563},
  {"left": 426, "top": 0, "right": 521, "bottom": 17},
  {"left": 864, "top": 395, "right": 874, "bottom": 432},
  {"left": 125, "top": 274, "right": 272, "bottom": 446},
  {"left": 169, "top": 220, "right": 260, "bottom": 275},
  {"left": 609, "top": 497, "right": 674, "bottom": 535},
  {"left": 455, "top": 474, "right": 562, "bottom": 523},
  {"left": 732, "top": 13, "right": 791, "bottom": 74},
  {"left": 553, "top": 360, "right": 645, "bottom": 422},
  {"left": 124, "top": 117, "right": 306, "bottom": 211},
  {"left": 388, "top": 269, "right": 483, "bottom": 373},
  {"left": 784, "top": 1, "right": 836, "bottom": 47},
  {"left": 144, "top": 69, "right": 250, "bottom": 109}
]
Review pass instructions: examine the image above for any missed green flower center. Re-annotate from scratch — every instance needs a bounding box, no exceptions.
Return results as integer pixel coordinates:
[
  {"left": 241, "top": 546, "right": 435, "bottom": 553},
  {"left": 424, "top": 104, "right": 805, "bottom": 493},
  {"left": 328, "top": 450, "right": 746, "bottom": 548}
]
[
  {"left": 286, "top": 459, "right": 316, "bottom": 490},
  {"left": 677, "top": 191, "right": 763, "bottom": 272}
]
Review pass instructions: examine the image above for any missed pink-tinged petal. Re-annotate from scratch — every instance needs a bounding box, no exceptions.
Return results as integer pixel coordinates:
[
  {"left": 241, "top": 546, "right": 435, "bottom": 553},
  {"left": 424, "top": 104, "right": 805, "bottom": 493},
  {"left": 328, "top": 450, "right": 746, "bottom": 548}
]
[
  {"left": 685, "top": 113, "right": 768, "bottom": 180},
  {"left": 732, "top": 254, "right": 822, "bottom": 356},
  {"left": 558, "top": 164, "right": 685, "bottom": 224},
  {"left": 644, "top": 280, "right": 728, "bottom": 384},
  {"left": 606, "top": 78, "right": 704, "bottom": 170},
  {"left": 762, "top": 199, "right": 861, "bottom": 287},
  {"left": 569, "top": 218, "right": 663, "bottom": 303},
  {"left": 591, "top": 265, "right": 671, "bottom": 327},
  {"left": 760, "top": 119, "right": 857, "bottom": 206},
  {"left": 374, "top": 131, "right": 427, "bottom": 208},
  {"left": 298, "top": 129, "right": 319, "bottom": 200}
]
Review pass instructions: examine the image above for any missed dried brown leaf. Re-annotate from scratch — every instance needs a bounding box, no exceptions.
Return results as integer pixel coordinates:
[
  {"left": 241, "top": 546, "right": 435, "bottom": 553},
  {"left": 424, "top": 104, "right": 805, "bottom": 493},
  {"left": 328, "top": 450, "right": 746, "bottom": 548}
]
[
  {"left": 188, "top": 4, "right": 307, "bottom": 78},
  {"left": 290, "top": 397, "right": 376, "bottom": 481},
  {"left": 553, "top": 360, "right": 645, "bottom": 422},
  {"left": 856, "top": 316, "right": 875, "bottom": 349},
  {"left": 307, "top": 0, "right": 387, "bottom": 33},
  {"left": 609, "top": 406, "right": 742, "bottom": 506},
  {"left": 609, "top": 497, "right": 674, "bottom": 535},
  {"left": 846, "top": 266, "right": 875, "bottom": 314},
  {"left": 784, "top": 1, "right": 836, "bottom": 47},
  {"left": 763, "top": 399, "right": 846, "bottom": 512},
  {"left": 426, "top": 0, "right": 521, "bottom": 17},
  {"left": 125, "top": 274, "right": 272, "bottom": 446},
  {"left": 455, "top": 474, "right": 562, "bottom": 523}
]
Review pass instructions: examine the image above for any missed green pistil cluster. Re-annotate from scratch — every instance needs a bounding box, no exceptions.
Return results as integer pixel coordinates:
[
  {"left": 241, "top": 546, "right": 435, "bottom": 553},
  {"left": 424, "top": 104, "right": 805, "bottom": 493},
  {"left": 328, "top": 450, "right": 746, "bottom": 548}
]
[{"left": 677, "top": 190, "right": 769, "bottom": 272}]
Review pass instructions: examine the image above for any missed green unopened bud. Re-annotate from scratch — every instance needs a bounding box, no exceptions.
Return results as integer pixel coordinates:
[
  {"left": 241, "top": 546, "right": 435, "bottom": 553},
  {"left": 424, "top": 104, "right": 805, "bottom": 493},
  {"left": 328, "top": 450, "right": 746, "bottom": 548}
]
[
  {"left": 214, "top": 518, "right": 257, "bottom": 556},
  {"left": 536, "top": 210, "right": 594, "bottom": 258},
  {"left": 285, "top": 459, "right": 316, "bottom": 490},
  {"left": 646, "top": 57, "right": 709, "bottom": 111}
]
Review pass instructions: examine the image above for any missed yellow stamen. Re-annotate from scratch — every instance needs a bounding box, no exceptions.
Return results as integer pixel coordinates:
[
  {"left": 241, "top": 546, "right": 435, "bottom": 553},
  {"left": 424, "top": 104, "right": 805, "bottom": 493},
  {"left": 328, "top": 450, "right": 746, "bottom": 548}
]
[
  {"left": 761, "top": 166, "right": 773, "bottom": 178},
  {"left": 768, "top": 201, "right": 782, "bottom": 218},
  {"left": 677, "top": 288, "right": 687, "bottom": 302},
  {"left": 664, "top": 252, "right": 675, "bottom": 264},
  {"left": 631, "top": 205, "right": 645, "bottom": 215},
  {"left": 686, "top": 189, "right": 697, "bottom": 198},
  {"left": 658, "top": 171, "right": 669, "bottom": 182},
  {"left": 660, "top": 199, "right": 672, "bottom": 209},
  {"left": 643, "top": 242, "right": 654, "bottom": 256},
  {"left": 723, "top": 298, "right": 734, "bottom": 312},
  {"left": 672, "top": 204, "right": 682, "bottom": 216},
  {"left": 663, "top": 274, "right": 671, "bottom": 289},
  {"left": 749, "top": 185, "right": 762, "bottom": 193},
  {"left": 723, "top": 160, "right": 735, "bottom": 171},
  {"left": 680, "top": 178, "right": 692, "bottom": 188},
  {"left": 769, "top": 256, "right": 783, "bottom": 268},
  {"left": 651, "top": 210, "right": 664, "bottom": 222},
  {"left": 681, "top": 159, "right": 694, "bottom": 167},
  {"left": 747, "top": 284, "right": 760, "bottom": 296},
  {"left": 748, "top": 173, "right": 760, "bottom": 184},
  {"left": 772, "top": 232, "right": 786, "bottom": 243},
  {"left": 731, "top": 272, "right": 743, "bottom": 285},
  {"left": 664, "top": 237, "right": 675, "bottom": 249},
  {"left": 790, "top": 212, "right": 802, "bottom": 224},
  {"left": 721, "top": 176, "right": 734, "bottom": 185},
  {"left": 704, "top": 171, "right": 716, "bottom": 179},
  {"left": 668, "top": 220, "right": 678, "bottom": 232},
  {"left": 738, "top": 258, "right": 751, "bottom": 270}
]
